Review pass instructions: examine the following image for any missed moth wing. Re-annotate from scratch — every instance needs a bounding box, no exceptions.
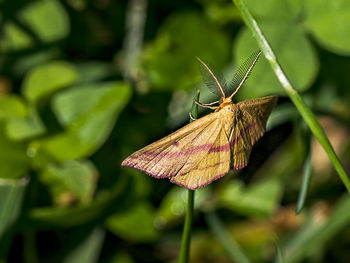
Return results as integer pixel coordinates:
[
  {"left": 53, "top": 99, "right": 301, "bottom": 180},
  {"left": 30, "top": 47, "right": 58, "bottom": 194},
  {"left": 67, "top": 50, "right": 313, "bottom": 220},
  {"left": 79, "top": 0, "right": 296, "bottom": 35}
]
[
  {"left": 232, "top": 119, "right": 252, "bottom": 169},
  {"left": 122, "top": 113, "right": 221, "bottom": 178},
  {"left": 232, "top": 96, "right": 277, "bottom": 169},
  {"left": 171, "top": 126, "right": 231, "bottom": 190}
]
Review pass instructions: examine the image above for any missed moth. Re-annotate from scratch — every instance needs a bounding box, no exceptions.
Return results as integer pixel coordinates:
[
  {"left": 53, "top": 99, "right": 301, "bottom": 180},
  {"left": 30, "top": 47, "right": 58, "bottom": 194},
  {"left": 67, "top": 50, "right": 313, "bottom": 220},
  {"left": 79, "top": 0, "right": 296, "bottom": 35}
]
[{"left": 122, "top": 51, "right": 277, "bottom": 190}]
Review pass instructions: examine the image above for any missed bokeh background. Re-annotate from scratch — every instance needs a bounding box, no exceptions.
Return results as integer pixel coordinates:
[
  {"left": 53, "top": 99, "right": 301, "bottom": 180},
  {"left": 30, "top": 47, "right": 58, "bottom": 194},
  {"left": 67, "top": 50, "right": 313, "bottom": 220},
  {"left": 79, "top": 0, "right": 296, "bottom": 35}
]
[{"left": 1, "top": 0, "right": 350, "bottom": 262}]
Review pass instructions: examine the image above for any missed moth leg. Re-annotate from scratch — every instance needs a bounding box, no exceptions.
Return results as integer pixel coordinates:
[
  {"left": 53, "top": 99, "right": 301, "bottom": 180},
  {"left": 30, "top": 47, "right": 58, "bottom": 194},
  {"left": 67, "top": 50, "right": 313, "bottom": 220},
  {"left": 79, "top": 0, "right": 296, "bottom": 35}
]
[
  {"left": 189, "top": 112, "right": 197, "bottom": 121},
  {"left": 193, "top": 99, "right": 218, "bottom": 110},
  {"left": 229, "top": 126, "right": 234, "bottom": 142}
]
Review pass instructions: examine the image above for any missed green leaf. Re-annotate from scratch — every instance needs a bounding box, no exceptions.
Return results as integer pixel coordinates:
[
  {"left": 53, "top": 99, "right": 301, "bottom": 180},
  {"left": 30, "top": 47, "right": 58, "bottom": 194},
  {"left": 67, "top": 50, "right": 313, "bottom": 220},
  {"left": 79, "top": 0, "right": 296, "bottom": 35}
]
[
  {"left": 244, "top": 0, "right": 299, "bottom": 20},
  {"left": 0, "top": 22, "right": 34, "bottom": 51},
  {"left": 63, "top": 228, "right": 105, "bottom": 263},
  {"left": 39, "top": 160, "right": 97, "bottom": 203},
  {"left": 0, "top": 95, "right": 27, "bottom": 119},
  {"left": 33, "top": 82, "right": 131, "bottom": 161},
  {"left": 19, "top": 0, "right": 70, "bottom": 43},
  {"left": 75, "top": 62, "right": 113, "bottom": 83},
  {"left": 218, "top": 178, "right": 282, "bottom": 218},
  {"left": 0, "top": 0, "right": 69, "bottom": 51},
  {"left": 22, "top": 61, "right": 78, "bottom": 103},
  {"left": 26, "top": 176, "right": 133, "bottom": 229},
  {"left": 6, "top": 107, "right": 46, "bottom": 140},
  {"left": 155, "top": 187, "right": 210, "bottom": 227},
  {"left": 304, "top": 0, "right": 350, "bottom": 55},
  {"left": 267, "top": 103, "right": 299, "bottom": 129},
  {"left": 0, "top": 178, "right": 28, "bottom": 238},
  {"left": 13, "top": 50, "right": 59, "bottom": 76},
  {"left": 234, "top": 24, "right": 318, "bottom": 98},
  {"left": 106, "top": 201, "right": 158, "bottom": 242},
  {"left": 122, "top": 168, "right": 152, "bottom": 198},
  {"left": 143, "top": 12, "right": 230, "bottom": 91},
  {"left": 0, "top": 124, "right": 29, "bottom": 179},
  {"left": 52, "top": 83, "right": 118, "bottom": 126}
]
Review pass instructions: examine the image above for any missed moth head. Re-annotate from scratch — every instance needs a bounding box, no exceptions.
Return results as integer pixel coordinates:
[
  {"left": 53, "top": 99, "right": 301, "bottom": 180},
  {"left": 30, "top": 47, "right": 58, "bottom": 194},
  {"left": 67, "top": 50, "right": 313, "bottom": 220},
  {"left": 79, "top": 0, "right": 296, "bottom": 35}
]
[
  {"left": 215, "top": 96, "right": 233, "bottom": 112},
  {"left": 221, "top": 96, "right": 232, "bottom": 104}
]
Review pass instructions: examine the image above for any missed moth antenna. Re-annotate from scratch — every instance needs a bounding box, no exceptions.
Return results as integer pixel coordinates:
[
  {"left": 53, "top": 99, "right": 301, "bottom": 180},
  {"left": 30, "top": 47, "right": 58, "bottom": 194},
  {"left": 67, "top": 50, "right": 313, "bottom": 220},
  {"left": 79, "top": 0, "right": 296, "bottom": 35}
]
[
  {"left": 196, "top": 57, "right": 226, "bottom": 98},
  {"left": 229, "top": 50, "right": 262, "bottom": 100}
]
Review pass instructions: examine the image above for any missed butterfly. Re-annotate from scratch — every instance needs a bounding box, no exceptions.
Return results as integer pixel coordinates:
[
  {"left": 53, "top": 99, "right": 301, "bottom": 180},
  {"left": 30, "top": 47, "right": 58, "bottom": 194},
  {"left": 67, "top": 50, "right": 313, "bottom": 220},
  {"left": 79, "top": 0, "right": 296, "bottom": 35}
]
[{"left": 122, "top": 51, "right": 277, "bottom": 190}]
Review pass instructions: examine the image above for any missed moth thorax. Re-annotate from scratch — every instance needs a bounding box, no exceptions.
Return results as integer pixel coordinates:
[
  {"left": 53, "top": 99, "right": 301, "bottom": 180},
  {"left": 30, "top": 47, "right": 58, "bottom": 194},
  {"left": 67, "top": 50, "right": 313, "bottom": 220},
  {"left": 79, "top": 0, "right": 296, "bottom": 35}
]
[{"left": 235, "top": 107, "right": 243, "bottom": 119}]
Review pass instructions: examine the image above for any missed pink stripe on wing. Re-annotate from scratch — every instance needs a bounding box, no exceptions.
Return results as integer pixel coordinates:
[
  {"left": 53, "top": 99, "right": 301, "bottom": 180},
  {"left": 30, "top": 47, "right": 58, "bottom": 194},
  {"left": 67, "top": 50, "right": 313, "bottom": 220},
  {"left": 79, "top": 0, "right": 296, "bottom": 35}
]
[
  {"left": 231, "top": 121, "right": 260, "bottom": 145},
  {"left": 125, "top": 143, "right": 214, "bottom": 162},
  {"left": 209, "top": 143, "right": 230, "bottom": 152}
]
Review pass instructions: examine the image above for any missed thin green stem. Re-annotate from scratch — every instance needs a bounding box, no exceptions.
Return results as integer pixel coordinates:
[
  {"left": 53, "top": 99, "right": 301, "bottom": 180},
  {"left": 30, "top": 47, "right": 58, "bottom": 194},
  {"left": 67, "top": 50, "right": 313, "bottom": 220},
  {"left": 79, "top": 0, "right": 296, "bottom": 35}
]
[
  {"left": 178, "top": 190, "right": 195, "bottom": 263},
  {"left": 233, "top": 0, "right": 350, "bottom": 192},
  {"left": 178, "top": 90, "right": 200, "bottom": 263}
]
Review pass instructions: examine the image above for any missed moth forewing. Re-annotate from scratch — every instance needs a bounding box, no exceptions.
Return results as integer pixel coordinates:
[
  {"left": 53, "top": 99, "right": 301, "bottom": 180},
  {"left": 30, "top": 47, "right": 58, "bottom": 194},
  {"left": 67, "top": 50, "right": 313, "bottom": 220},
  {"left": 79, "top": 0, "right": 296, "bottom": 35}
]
[
  {"left": 121, "top": 111, "right": 221, "bottom": 179},
  {"left": 230, "top": 96, "right": 278, "bottom": 169},
  {"left": 237, "top": 96, "right": 278, "bottom": 129},
  {"left": 170, "top": 125, "right": 231, "bottom": 190}
]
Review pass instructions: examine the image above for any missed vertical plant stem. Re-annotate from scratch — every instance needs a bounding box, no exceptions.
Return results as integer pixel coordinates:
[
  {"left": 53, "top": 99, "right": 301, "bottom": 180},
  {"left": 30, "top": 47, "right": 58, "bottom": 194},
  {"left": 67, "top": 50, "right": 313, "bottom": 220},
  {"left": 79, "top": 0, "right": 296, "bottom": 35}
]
[
  {"left": 123, "top": 0, "right": 147, "bottom": 92},
  {"left": 233, "top": 0, "right": 350, "bottom": 192},
  {"left": 178, "top": 190, "right": 195, "bottom": 263},
  {"left": 178, "top": 90, "right": 200, "bottom": 263}
]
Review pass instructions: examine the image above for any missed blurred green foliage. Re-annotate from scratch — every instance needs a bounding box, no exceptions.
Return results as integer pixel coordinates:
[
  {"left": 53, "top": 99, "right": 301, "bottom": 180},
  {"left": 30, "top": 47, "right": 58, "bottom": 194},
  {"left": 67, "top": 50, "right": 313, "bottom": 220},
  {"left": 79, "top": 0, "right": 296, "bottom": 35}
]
[{"left": 0, "top": 0, "right": 350, "bottom": 262}]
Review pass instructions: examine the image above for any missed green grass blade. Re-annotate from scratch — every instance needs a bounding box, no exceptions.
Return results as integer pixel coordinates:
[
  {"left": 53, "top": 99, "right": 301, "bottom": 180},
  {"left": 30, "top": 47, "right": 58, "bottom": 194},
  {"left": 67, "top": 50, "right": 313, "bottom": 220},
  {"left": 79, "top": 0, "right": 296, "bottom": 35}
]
[
  {"left": 0, "top": 178, "right": 28, "bottom": 239},
  {"left": 274, "top": 238, "right": 285, "bottom": 263},
  {"left": 0, "top": 178, "right": 28, "bottom": 259},
  {"left": 296, "top": 150, "right": 312, "bottom": 214},
  {"left": 205, "top": 212, "right": 251, "bottom": 263},
  {"left": 232, "top": 0, "right": 350, "bottom": 192},
  {"left": 63, "top": 227, "right": 105, "bottom": 263},
  {"left": 284, "top": 195, "right": 350, "bottom": 263}
]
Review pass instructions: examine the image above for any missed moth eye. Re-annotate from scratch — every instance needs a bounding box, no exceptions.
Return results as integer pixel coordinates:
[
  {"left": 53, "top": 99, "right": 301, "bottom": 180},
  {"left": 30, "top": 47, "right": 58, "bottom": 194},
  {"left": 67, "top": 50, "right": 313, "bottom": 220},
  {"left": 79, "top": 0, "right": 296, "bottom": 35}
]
[{"left": 219, "top": 98, "right": 223, "bottom": 104}]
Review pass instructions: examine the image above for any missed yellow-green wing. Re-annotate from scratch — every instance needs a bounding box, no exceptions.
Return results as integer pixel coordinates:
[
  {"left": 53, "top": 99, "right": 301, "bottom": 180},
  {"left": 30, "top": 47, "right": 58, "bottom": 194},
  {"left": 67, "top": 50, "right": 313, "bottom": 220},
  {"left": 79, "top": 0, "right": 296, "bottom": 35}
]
[
  {"left": 122, "top": 112, "right": 221, "bottom": 178},
  {"left": 171, "top": 126, "right": 231, "bottom": 189},
  {"left": 232, "top": 96, "right": 277, "bottom": 169}
]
